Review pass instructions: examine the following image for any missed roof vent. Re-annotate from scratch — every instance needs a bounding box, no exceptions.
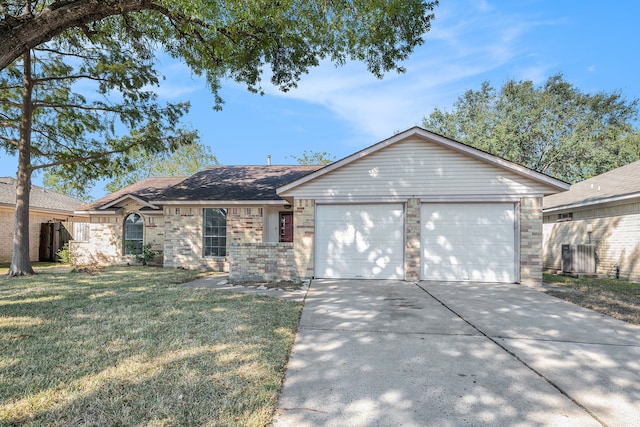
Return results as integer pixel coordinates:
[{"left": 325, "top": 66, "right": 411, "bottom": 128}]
[{"left": 267, "top": 155, "right": 271, "bottom": 166}]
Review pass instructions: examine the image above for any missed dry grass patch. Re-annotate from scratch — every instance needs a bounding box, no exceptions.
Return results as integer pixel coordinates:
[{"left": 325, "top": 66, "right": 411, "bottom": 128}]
[
  {"left": 0, "top": 267, "right": 302, "bottom": 426},
  {"left": 543, "top": 273, "right": 640, "bottom": 325}
]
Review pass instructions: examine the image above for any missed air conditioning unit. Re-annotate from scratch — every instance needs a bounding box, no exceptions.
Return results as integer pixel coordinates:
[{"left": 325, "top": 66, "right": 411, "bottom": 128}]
[{"left": 561, "top": 244, "right": 595, "bottom": 274}]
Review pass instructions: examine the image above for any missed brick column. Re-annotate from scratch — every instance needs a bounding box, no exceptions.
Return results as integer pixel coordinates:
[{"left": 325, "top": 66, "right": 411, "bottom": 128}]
[
  {"left": 520, "top": 197, "right": 543, "bottom": 285},
  {"left": 293, "top": 199, "right": 315, "bottom": 278},
  {"left": 405, "top": 198, "right": 421, "bottom": 282}
]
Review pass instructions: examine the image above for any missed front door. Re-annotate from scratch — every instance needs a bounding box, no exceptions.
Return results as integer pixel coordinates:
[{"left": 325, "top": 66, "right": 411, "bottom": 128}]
[{"left": 279, "top": 212, "right": 294, "bottom": 242}]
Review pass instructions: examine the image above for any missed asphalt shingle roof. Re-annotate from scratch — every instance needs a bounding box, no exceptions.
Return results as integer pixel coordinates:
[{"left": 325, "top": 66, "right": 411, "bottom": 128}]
[
  {"left": 0, "top": 177, "right": 84, "bottom": 212},
  {"left": 79, "top": 166, "right": 322, "bottom": 211},
  {"left": 543, "top": 160, "right": 640, "bottom": 211},
  {"left": 152, "top": 166, "right": 322, "bottom": 202},
  {"left": 77, "top": 177, "right": 188, "bottom": 211}
]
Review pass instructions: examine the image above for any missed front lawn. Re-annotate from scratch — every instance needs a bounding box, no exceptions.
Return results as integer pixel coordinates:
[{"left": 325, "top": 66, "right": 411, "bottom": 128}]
[
  {"left": 0, "top": 267, "right": 302, "bottom": 426},
  {"left": 543, "top": 273, "right": 640, "bottom": 325}
]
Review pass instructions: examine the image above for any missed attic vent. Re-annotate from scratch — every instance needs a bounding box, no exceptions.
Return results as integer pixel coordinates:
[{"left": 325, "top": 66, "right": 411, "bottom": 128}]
[
  {"left": 558, "top": 212, "right": 573, "bottom": 222},
  {"left": 561, "top": 244, "right": 595, "bottom": 274}
]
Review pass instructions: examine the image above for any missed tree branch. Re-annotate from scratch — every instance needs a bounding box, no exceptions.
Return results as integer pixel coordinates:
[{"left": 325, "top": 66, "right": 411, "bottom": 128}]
[
  {"left": 0, "top": 120, "right": 20, "bottom": 130},
  {"left": 34, "top": 46, "right": 102, "bottom": 61},
  {"left": 32, "top": 140, "right": 146, "bottom": 170},
  {"left": 0, "top": 134, "right": 18, "bottom": 147},
  {"left": 0, "top": 0, "right": 157, "bottom": 70},
  {"left": 32, "top": 74, "right": 111, "bottom": 84},
  {"left": 33, "top": 102, "right": 125, "bottom": 113}
]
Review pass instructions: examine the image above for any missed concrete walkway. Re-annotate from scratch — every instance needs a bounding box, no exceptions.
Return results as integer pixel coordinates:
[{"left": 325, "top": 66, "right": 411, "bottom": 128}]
[{"left": 274, "top": 280, "right": 640, "bottom": 427}]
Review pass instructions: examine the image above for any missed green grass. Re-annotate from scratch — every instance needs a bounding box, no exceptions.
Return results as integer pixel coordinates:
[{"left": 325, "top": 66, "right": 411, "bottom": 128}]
[
  {"left": 543, "top": 273, "right": 640, "bottom": 325},
  {"left": 0, "top": 267, "right": 302, "bottom": 426}
]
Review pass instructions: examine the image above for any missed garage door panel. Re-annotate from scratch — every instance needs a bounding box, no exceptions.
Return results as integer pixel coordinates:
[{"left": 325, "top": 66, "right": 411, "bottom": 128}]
[
  {"left": 422, "top": 203, "right": 515, "bottom": 283},
  {"left": 316, "top": 204, "right": 404, "bottom": 279}
]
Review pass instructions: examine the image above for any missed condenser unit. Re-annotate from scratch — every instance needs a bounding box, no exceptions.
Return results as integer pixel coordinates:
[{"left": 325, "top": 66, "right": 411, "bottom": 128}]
[{"left": 561, "top": 244, "right": 596, "bottom": 274}]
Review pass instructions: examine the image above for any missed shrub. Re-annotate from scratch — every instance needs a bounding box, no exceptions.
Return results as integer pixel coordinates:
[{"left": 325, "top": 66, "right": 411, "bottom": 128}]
[{"left": 57, "top": 242, "right": 73, "bottom": 264}]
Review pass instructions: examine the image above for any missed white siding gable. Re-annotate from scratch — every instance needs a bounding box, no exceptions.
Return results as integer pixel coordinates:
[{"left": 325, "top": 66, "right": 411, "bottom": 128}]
[{"left": 280, "top": 136, "right": 557, "bottom": 200}]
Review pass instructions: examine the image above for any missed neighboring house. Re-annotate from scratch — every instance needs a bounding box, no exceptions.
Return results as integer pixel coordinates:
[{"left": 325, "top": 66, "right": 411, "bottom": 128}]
[
  {"left": 543, "top": 160, "right": 640, "bottom": 281},
  {"left": 73, "top": 127, "right": 568, "bottom": 284},
  {"left": 0, "top": 177, "right": 88, "bottom": 263}
]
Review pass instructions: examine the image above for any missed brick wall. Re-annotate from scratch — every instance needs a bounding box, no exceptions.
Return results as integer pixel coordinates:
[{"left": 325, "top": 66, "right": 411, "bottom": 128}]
[
  {"left": 520, "top": 197, "right": 543, "bottom": 285},
  {"left": 293, "top": 199, "right": 315, "bottom": 278},
  {"left": 0, "top": 208, "right": 79, "bottom": 263},
  {"left": 229, "top": 242, "right": 297, "bottom": 281},
  {"left": 405, "top": 198, "right": 421, "bottom": 282},
  {"left": 543, "top": 202, "right": 640, "bottom": 281},
  {"left": 71, "top": 218, "right": 122, "bottom": 265},
  {"left": 163, "top": 206, "right": 264, "bottom": 271},
  {"left": 70, "top": 213, "right": 166, "bottom": 266}
]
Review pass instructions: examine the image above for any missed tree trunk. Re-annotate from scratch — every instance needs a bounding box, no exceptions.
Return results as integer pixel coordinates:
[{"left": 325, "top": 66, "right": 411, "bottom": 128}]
[
  {"left": 0, "top": 0, "right": 154, "bottom": 71},
  {"left": 8, "top": 49, "right": 35, "bottom": 276}
]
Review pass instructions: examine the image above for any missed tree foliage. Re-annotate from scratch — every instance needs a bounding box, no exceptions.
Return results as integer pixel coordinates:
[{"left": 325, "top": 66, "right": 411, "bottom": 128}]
[
  {"left": 0, "top": 1, "right": 438, "bottom": 104},
  {"left": 423, "top": 74, "right": 640, "bottom": 183},
  {"left": 289, "top": 150, "right": 336, "bottom": 165},
  {"left": 0, "top": 23, "right": 192, "bottom": 179}
]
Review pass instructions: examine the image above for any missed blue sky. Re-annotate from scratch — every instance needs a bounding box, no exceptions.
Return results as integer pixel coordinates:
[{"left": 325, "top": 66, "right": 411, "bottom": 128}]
[{"left": 2, "top": 0, "right": 640, "bottom": 200}]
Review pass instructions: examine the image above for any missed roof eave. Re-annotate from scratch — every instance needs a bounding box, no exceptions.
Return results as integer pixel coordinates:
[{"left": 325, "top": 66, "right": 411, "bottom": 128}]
[
  {"left": 149, "top": 199, "right": 289, "bottom": 206},
  {"left": 74, "top": 209, "right": 122, "bottom": 215},
  {"left": 0, "top": 202, "right": 84, "bottom": 216},
  {"left": 544, "top": 192, "right": 640, "bottom": 213}
]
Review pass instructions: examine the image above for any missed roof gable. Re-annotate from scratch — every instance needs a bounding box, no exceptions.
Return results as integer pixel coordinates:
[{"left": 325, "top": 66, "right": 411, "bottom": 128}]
[
  {"left": 278, "top": 127, "right": 569, "bottom": 198},
  {"left": 544, "top": 160, "right": 640, "bottom": 212},
  {"left": 100, "top": 194, "right": 159, "bottom": 210},
  {"left": 77, "top": 177, "right": 187, "bottom": 212}
]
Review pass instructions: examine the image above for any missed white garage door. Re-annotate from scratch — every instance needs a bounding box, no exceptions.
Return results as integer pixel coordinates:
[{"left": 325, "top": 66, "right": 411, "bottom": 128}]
[
  {"left": 421, "top": 203, "right": 516, "bottom": 283},
  {"left": 315, "top": 204, "right": 404, "bottom": 279}
]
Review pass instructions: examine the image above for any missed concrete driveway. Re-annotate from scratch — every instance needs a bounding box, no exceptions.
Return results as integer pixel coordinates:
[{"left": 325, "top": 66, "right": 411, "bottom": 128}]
[{"left": 274, "top": 280, "right": 640, "bottom": 427}]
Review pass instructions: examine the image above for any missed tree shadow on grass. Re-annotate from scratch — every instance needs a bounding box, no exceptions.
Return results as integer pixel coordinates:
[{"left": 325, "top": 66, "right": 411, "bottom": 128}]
[{"left": 0, "top": 271, "right": 301, "bottom": 426}]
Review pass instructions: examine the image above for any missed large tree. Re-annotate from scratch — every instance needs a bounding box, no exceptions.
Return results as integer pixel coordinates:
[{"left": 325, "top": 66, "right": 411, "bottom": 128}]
[
  {"left": 1, "top": 20, "right": 192, "bottom": 276},
  {"left": 423, "top": 74, "right": 640, "bottom": 183},
  {"left": 1, "top": 1, "right": 438, "bottom": 276}
]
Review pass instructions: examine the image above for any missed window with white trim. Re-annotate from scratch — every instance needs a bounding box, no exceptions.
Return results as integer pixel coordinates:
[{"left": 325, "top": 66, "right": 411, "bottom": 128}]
[
  {"left": 203, "top": 208, "right": 227, "bottom": 257},
  {"left": 124, "top": 213, "right": 144, "bottom": 255}
]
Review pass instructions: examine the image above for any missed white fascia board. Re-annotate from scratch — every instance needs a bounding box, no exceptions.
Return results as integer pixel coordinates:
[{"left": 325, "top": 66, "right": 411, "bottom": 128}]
[
  {"left": 150, "top": 200, "right": 288, "bottom": 206},
  {"left": 313, "top": 196, "right": 410, "bottom": 204},
  {"left": 420, "top": 194, "right": 543, "bottom": 202},
  {"left": 543, "top": 192, "right": 640, "bottom": 213},
  {"left": 310, "top": 194, "right": 543, "bottom": 204},
  {"left": 100, "top": 194, "right": 159, "bottom": 210},
  {"left": 0, "top": 203, "right": 84, "bottom": 217},
  {"left": 27, "top": 207, "right": 87, "bottom": 217},
  {"left": 74, "top": 210, "right": 121, "bottom": 215},
  {"left": 276, "top": 127, "right": 570, "bottom": 195}
]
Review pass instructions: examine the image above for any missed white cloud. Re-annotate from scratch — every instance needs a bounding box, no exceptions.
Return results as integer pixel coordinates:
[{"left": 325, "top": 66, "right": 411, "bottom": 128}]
[
  {"left": 151, "top": 59, "right": 202, "bottom": 100},
  {"left": 260, "top": 1, "right": 559, "bottom": 141}
]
